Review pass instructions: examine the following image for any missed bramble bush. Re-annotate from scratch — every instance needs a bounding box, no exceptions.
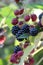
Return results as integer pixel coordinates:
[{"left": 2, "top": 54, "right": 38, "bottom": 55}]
[{"left": 0, "top": 0, "right": 43, "bottom": 65}]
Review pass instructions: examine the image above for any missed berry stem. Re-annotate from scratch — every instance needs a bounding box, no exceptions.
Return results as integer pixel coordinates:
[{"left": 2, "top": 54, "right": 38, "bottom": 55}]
[{"left": 34, "top": 32, "right": 43, "bottom": 49}]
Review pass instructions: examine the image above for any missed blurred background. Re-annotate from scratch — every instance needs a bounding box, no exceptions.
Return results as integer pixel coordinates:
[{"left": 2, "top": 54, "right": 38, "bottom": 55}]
[
  {"left": 0, "top": 0, "right": 43, "bottom": 65},
  {"left": 0, "top": 0, "right": 43, "bottom": 7}
]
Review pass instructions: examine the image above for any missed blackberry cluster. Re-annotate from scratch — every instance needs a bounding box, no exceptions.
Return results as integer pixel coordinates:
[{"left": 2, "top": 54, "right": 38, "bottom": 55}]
[
  {"left": 14, "top": 45, "right": 22, "bottom": 53},
  {"left": 12, "top": 26, "right": 20, "bottom": 35},
  {"left": 11, "top": 5, "right": 38, "bottom": 42},
  {"left": 10, "top": 45, "right": 23, "bottom": 64},
  {"left": 12, "top": 24, "right": 27, "bottom": 41},
  {"left": 11, "top": 23, "right": 39, "bottom": 41},
  {"left": 30, "top": 27, "right": 38, "bottom": 36}
]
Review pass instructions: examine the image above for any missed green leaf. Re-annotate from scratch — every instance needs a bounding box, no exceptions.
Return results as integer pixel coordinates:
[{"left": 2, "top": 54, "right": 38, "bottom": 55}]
[
  {"left": 0, "top": 59, "right": 3, "bottom": 65},
  {"left": 29, "top": 36, "right": 36, "bottom": 43},
  {"left": 33, "top": 47, "right": 43, "bottom": 64},
  {"left": 18, "top": 33, "right": 29, "bottom": 39},
  {"left": 0, "top": 7, "right": 10, "bottom": 16},
  {"left": 2, "top": 59, "right": 8, "bottom": 65},
  {"left": 0, "top": 5, "right": 18, "bottom": 29},
  {"left": 0, "top": 17, "right": 2, "bottom": 22}
]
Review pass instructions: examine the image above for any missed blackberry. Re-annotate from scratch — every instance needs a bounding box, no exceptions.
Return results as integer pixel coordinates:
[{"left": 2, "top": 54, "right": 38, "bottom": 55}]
[
  {"left": 24, "top": 15, "right": 30, "bottom": 21},
  {"left": 17, "top": 51, "right": 24, "bottom": 57},
  {"left": 24, "top": 41, "right": 30, "bottom": 48},
  {"left": 30, "top": 27, "right": 38, "bottom": 36},
  {"left": 21, "top": 24, "right": 29, "bottom": 33},
  {"left": 14, "top": 10, "right": 19, "bottom": 16},
  {"left": 18, "top": 21, "right": 24, "bottom": 28},
  {"left": 29, "top": 57, "right": 34, "bottom": 65},
  {"left": 12, "top": 18, "right": 18, "bottom": 25},
  {"left": 10, "top": 53, "right": 17, "bottom": 63},
  {"left": 19, "top": 8, "right": 24, "bottom": 15},
  {"left": 12, "top": 26, "right": 20, "bottom": 35},
  {"left": 18, "top": 21, "right": 23, "bottom": 25},
  {"left": 14, "top": 45, "right": 22, "bottom": 53},
  {"left": 39, "top": 12, "right": 43, "bottom": 20},
  {"left": 31, "top": 14, "right": 37, "bottom": 21},
  {"left": 16, "top": 30, "right": 24, "bottom": 41}
]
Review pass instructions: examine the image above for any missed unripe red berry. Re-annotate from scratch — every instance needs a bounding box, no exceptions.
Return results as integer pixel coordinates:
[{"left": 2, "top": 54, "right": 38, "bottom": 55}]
[
  {"left": 10, "top": 53, "right": 17, "bottom": 63},
  {"left": 19, "top": 8, "right": 24, "bottom": 15},
  {"left": 14, "top": 10, "right": 19, "bottom": 16},
  {"left": 18, "top": 21, "right": 23, "bottom": 25},
  {"left": 17, "top": 51, "right": 24, "bottom": 57},
  {"left": 12, "top": 18, "right": 18, "bottom": 25},
  {"left": 15, "top": 0, "right": 20, "bottom": 3},
  {"left": 24, "top": 41, "right": 30, "bottom": 48},
  {"left": 29, "top": 57, "right": 34, "bottom": 65},
  {"left": 30, "top": 25, "right": 35, "bottom": 28},
  {"left": 10, "top": 53, "right": 20, "bottom": 64},
  {"left": 18, "top": 21, "right": 24, "bottom": 28},
  {"left": 24, "top": 15, "right": 30, "bottom": 21},
  {"left": 30, "top": 49, "right": 35, "bottom": 54},
  {"left": 31, "top": 14, "right": 37, "bottom": 21}
]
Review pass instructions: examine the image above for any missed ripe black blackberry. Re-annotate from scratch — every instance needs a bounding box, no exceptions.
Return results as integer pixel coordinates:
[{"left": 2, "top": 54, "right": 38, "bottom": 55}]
[
  {"left": 14, "top": 45, "right": 22, "bottom": 53},
  {"left": 30, "top": 27, "right": 38, "bottom": 36},
  {"left": 39, "top": 12, "right": 43, "bottom": 20},
  {"left": 16, "top": 30, "right": 24, "bottom": 41},
  {"left": 21, "top": 24, "right": 30, "bottom": 33},
  {"left": 12, "top": 26, "right": 20, "bottom": 35}
]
